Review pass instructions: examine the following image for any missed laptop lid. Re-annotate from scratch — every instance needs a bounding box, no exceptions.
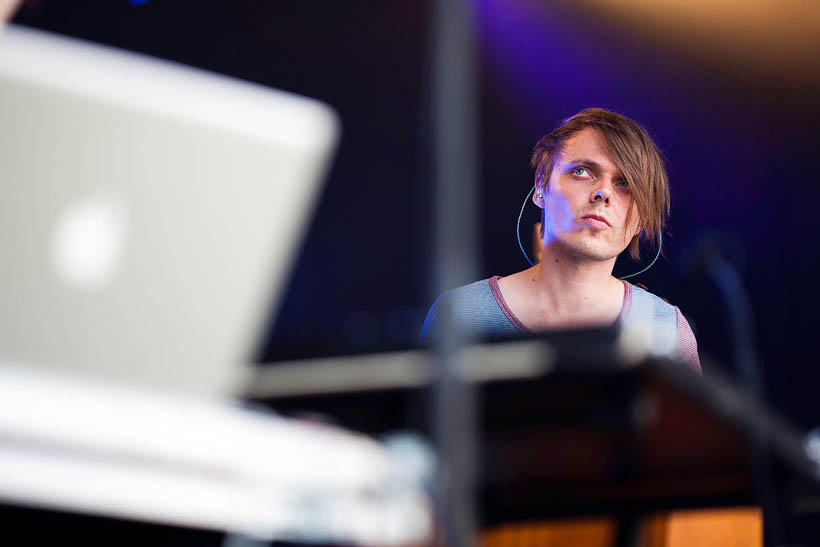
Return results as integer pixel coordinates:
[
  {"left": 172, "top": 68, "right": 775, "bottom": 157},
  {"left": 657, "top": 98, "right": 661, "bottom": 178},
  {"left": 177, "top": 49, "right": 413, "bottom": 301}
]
[{"left": 0, "top": 25, "right": 339, "bottom": 395}]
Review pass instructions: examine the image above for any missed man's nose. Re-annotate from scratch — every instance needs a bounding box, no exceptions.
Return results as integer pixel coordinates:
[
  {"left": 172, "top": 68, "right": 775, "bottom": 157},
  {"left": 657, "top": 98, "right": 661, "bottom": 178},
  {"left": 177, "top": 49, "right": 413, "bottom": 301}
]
[{"left": 590, "top": 182, "right": 611, "bottom": 204}]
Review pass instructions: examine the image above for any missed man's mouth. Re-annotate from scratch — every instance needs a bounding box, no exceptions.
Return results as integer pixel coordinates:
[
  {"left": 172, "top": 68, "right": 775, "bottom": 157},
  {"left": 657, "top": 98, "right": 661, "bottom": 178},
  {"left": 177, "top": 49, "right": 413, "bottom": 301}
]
[{"left": 580, "top": 214, "right": 611, "bottom": 228}]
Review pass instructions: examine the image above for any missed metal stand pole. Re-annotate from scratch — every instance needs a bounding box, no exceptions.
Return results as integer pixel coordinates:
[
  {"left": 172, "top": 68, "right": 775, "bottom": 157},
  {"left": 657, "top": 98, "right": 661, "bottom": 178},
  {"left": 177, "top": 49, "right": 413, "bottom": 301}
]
[{"left": 430, "top": 0, "right": 480, "bottom": 544}]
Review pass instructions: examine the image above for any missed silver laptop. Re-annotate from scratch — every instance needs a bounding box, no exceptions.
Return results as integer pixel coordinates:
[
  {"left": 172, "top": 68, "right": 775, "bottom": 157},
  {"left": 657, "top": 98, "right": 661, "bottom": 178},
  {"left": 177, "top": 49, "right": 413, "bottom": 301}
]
[{"left": 0, "top": 24, "right": 339, "bottom": 395}]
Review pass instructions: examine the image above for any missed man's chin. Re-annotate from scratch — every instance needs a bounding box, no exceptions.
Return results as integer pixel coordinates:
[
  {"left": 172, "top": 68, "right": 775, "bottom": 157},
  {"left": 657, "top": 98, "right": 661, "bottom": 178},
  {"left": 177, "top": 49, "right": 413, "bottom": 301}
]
[{"left": 549, "top": 237, "right": 621, "bottom": 263}]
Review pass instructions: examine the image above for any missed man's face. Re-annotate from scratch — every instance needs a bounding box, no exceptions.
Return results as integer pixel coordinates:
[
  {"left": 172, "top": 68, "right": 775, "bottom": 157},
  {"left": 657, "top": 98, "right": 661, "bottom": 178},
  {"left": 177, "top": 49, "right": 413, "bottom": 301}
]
[{"left": 534, "top": 127, "right": 641, "bottom": 262}]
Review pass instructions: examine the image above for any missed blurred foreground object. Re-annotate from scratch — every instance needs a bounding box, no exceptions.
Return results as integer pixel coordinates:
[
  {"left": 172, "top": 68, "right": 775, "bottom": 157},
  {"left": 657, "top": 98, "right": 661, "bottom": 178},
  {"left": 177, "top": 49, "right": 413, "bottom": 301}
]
[
  {"left": 250, "top": 330, "right": 820, "bottom": 545},
  {"left": 0, "top": 23, "right": 438, "bottom": 546},
  {"left": 0, "top": 364, "right": 433, "bottom": 544},
  {"left": 0, "top": 24, "right": 338, "bottom": 395}
]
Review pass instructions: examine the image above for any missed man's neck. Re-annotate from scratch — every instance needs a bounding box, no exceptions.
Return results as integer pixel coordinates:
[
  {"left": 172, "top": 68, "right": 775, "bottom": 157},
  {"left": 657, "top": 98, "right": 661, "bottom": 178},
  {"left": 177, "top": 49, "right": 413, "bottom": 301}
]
[
  {"left": 536, "top": 243, "right": 619, "bottom": 303},
  {"left": 499, "top": 244, "right": 625, "bottom": 329}
]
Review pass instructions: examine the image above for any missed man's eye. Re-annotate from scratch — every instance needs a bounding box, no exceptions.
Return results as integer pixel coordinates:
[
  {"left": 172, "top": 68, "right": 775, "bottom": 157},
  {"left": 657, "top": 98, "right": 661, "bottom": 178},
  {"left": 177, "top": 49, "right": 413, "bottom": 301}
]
[{"left": 571, "top": 167, "right": 589, "bottom": 177}]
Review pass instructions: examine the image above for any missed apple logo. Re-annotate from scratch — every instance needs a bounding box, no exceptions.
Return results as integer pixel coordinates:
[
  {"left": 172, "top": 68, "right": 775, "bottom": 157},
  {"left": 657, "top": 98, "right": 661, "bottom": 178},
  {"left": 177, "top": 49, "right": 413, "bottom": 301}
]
[{"left": 51, "top": 193, "right": 130, "bottom": 290}]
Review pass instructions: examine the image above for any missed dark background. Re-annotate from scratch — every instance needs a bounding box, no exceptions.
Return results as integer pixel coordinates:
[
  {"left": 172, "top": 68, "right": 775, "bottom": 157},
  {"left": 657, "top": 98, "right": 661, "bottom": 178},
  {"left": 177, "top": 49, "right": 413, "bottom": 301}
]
[{"left": 14, "top": 0, "right": 820, "bottom": 430}]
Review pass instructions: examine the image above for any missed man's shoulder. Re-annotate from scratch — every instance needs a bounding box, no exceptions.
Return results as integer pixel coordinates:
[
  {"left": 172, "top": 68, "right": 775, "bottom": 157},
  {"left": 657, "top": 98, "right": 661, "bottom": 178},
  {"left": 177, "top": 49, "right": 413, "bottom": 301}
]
[
  {"left": 419, "top": 278, "right": 518, "bottom": 342},
  {"left": 427, "top": 278, "right": 500, "bottom": 325},
  {"left": 623, "top": 282, "right": 682, "bottom": 355},
  {"left": 629, "top": 282, "right": 676, "bottom": 311},
  {"left": 626, "top": 282, "right": 679, "bottom": 325},
  {"left": 625, "top": 282, "right": 701, "bottom": 373},
  {"left": 439, "top": 278, "right": 495, "bottom": 309}
]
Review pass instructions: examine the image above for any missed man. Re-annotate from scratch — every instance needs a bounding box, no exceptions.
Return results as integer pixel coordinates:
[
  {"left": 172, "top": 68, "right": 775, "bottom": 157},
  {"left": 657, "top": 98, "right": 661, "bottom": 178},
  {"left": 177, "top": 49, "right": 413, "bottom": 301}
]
[{"left": 420, "top": 107, "right": 700, "bottom": 373}]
